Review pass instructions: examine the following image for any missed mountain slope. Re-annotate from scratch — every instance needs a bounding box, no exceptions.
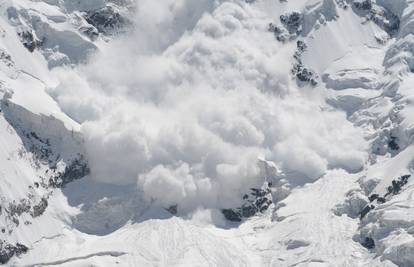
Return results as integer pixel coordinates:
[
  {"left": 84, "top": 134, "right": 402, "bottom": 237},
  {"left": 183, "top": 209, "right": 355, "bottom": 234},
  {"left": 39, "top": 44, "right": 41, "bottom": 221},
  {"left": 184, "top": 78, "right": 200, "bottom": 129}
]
[{"left": 0, "top": 0, "right": 414, "bottom": 266}]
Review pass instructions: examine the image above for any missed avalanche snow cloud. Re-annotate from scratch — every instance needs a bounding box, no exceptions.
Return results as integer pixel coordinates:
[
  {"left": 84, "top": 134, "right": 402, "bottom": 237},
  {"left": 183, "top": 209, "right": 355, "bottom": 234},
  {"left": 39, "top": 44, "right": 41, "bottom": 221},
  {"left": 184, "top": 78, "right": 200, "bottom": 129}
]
[{"left": 49, "top": 0, "right": 367, "bottom": 211}]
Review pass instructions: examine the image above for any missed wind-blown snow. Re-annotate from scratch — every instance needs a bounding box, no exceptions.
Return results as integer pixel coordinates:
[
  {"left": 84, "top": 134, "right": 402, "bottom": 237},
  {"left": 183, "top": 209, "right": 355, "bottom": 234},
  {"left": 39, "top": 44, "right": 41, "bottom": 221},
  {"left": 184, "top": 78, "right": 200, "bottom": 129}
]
[{"left": 50, "top": 0, "right": 367, "bottom": 211}]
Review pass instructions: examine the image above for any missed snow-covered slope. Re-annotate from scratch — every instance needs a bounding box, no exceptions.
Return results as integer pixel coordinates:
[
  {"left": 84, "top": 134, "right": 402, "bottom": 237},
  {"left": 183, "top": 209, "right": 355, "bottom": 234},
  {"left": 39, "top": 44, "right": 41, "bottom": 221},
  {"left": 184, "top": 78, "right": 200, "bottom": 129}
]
[{"left": 1, "top": 0, "right": 414, "bottom": 266}]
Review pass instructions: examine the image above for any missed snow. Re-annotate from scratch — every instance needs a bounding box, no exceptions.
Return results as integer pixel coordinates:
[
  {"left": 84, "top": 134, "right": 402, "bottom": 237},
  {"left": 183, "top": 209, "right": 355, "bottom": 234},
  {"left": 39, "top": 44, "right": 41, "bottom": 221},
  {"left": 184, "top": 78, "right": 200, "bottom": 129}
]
[{"left": 1, "top": 0, "right": 414, "bottom": 266}]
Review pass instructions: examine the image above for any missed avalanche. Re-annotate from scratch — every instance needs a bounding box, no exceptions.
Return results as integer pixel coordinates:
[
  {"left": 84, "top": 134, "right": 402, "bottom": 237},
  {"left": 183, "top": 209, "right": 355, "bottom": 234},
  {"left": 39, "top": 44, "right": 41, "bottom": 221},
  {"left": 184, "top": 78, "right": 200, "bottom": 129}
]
[{"left": 0, "top": 0, "right": 413, "bottom": 266}]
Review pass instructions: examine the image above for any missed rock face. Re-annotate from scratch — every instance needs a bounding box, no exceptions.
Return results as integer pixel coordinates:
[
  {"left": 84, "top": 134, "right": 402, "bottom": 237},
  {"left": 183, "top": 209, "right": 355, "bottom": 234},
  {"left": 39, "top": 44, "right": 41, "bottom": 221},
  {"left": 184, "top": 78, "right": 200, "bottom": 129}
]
[
  {"left": 0, "top": 241, "right": 28, "bottom": 264},
  {"left": 222, "top": 184, "right": 273, "bottom": 222},
  {"left": 48, "top": 156, "right": 90, "bottom": 188},
  {"left": 85, "top": 6, "right": 129, "bottom": 35},
  {"left": 352, "top": 0, "right": 400, "bottom": 36},
  {"left": 16, "top": 31, "right": 42, "bottom": 53}
]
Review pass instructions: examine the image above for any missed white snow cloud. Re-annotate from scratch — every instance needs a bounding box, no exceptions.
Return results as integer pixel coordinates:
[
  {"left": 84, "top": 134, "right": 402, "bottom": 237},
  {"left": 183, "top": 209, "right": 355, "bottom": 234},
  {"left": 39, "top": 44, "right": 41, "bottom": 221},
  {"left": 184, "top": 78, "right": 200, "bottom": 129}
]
[{"left": 49, "top": 1, "right": 368, "bottom": 211}]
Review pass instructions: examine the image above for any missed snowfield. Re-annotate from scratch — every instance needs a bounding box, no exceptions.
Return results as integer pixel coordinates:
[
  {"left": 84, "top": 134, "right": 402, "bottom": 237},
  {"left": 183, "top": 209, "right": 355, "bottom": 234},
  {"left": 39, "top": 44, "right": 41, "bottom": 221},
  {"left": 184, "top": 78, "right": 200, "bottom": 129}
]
[{"left": 0, "top": 0, "right": 414, "bottom": 266}]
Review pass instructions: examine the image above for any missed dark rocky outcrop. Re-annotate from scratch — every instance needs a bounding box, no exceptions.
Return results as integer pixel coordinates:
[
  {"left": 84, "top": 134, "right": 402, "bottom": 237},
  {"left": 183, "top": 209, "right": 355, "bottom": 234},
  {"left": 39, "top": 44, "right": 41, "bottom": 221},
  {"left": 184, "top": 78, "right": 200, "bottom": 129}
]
[
  {"left": 384, "top": 174, "right": 411, "bottom": 197},
  {"left": 166, "top": 205, "right": 178, "bottom": 215},
  {"left": 388, "top": 136, "right": 400, "bottom": 151},
  {"left": 360, "top": 175, "right": 411, "bottom": 219},
  {"left": 268, "top": 23, "right": 289, "bottom": 42},
  {"left": 222, "top": 184, "right": 272, "bottom": 222},
  {"left": 353, "top": 0, "right": 372, "bottom": 11},
  {"left": 85, "top": 6, "right": 129, "bottom": 35},
  {"left": 0, "top": 240, "right": 28, "bottom": 264},
  {"left": 361, "top": 237, "right": 375, "bottom": 249},
  {"left": 17, "top": 31, "right": 43, "bottom": 52},
  {"left": 268, "top": 11, "right": 304, "bottom": 42},
  {"left": 291, "top": 40, "right": 318, "bottom": 86},
  {"left": 360, "top": 204, "right": 374, "bottom": 219},
  {"left": 292, "top": 64, "right": 318, "bottom": 86},
  {"left": 280, "top": 12, "right": 303, "bottom": 34},
  {"left": 352, "top": 0, "right": 400, "bottom": 36},
  {"left": 31, "top": 197, "right": 48, "bottom": 218},
  {"left": 48, "top": 156, "right": 90, "bottom": 188}
]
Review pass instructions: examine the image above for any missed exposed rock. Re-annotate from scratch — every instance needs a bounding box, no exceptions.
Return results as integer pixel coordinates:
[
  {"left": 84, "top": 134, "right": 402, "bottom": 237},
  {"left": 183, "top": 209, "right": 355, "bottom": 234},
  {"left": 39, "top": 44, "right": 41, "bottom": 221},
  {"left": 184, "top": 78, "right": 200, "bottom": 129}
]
[
  {"left": 49, "top": 156, "right": 90, "bottom": 188},
  {"left": 292, "top": 63, "right": 318, "bottom": 86},
  {"left": 31, "top": 198, "right": 48, "bottom": 218},
  {"left": 368, "top": 193, "right": 379, "bottom": 202},
  {"left": 360, "top": 204, "right": 374, "bottom": 219},
  {"left": 166, "top": 205, "right": 178, "bottom": 215},
  {"left": 388, "top": 136, "right": 400, "bottom": 151},
  {"left": 17, "top": 31, "right": 43, "bottom": 53},
  {"left": 353, "top": 0, "right": 372, "bottom": 11},
  {"left": 222, "top": 183, "right": 272, "bottom": 222},
  {"left": 222, "top": 209, "right": 242, "bottom": 222},
  {"left": 359, "top": 175, "right": 411, "bottom": 219},
  {"left": 8, "top": 199, "right": 31, "bottom": 217},
  {"left": 280, "top": 12, "right": 303, "bottom": 34},
  {"left": 361, "top": 237, "right": 375, "bottom": 249},
  {"left": 268, "top": 22, "right": 289, "bottom": 42},
  {"left": 85, "top": 6, "right": 129, "bottom": 35},
  {"left": 385, "top": 174, "right": 411, "bottom": 197},
  {"left": 0, "top": 240, "right": 28, "bottom": 264},
  {"left": 352, "top": 0, "right": 400, "bottom": 36}
]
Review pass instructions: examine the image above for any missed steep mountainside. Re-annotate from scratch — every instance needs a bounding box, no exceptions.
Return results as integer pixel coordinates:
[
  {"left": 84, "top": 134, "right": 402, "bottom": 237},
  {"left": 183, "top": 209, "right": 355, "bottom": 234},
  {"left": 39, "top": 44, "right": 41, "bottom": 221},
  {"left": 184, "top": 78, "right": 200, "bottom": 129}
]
[{"left": 0, "top": 0, "right": 414, "bottom": 266}]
